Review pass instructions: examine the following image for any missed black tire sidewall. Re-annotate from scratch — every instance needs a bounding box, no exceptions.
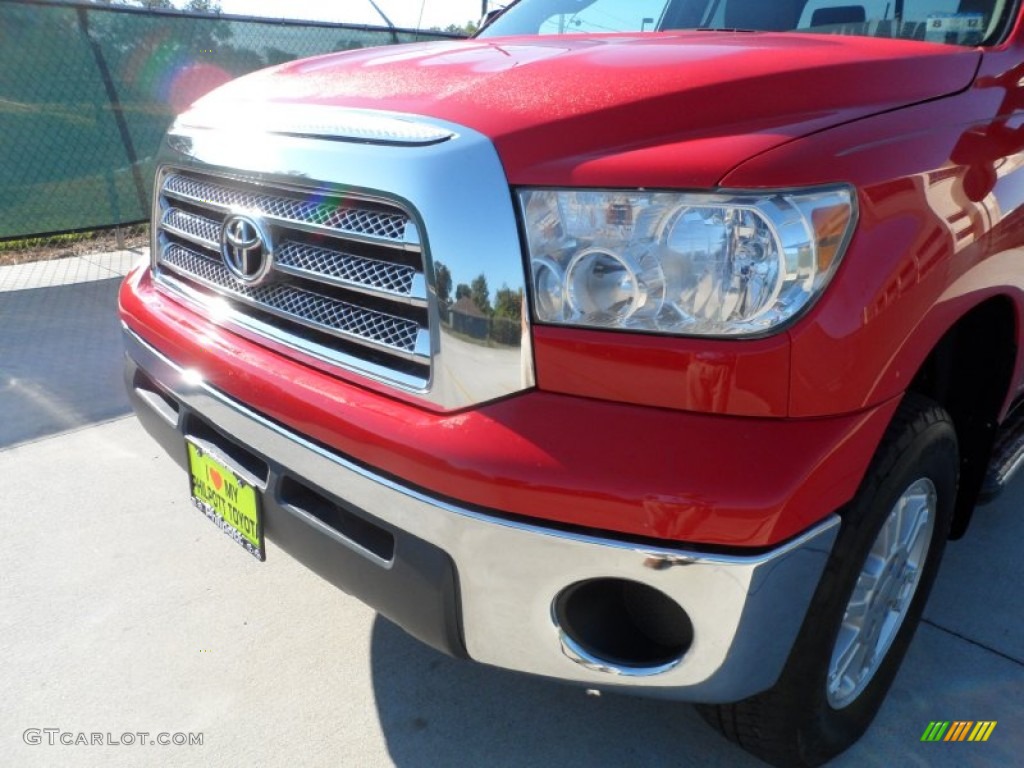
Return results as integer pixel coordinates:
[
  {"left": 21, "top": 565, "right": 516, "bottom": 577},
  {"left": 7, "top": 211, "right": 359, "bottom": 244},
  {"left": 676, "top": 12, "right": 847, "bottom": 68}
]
[{"left": 782, "top": 403, "right": 958, "bottom": 762}]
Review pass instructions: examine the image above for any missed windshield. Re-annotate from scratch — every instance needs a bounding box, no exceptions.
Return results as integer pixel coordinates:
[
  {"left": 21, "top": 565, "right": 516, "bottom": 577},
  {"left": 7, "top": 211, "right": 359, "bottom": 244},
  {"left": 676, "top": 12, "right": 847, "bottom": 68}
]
[{"left": 480, "top": 0, "right": 1017, "bottom": 47}]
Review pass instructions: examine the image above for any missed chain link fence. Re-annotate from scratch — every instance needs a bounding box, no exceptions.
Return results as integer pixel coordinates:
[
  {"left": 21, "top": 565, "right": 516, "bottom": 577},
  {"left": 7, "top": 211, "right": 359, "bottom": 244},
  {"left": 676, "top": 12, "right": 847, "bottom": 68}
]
[{"left": 0, "top": 0, "right": 461, "bottom": 241}]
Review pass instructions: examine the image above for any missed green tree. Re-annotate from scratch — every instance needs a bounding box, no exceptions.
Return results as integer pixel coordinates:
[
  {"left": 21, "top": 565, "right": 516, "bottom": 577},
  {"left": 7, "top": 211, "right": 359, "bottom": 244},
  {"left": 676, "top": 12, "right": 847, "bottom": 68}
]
[
  {"left": 491, "top": 284, "right": 523, "bottom": 345},
  {"left": 89, "top": 0, "right": 173, "bottom": 7},
  {"left": 455, "top": 283, "right": 471, "bottom": 301},
  {"left": 428, "top": 21, "right": 476, "bottom": 36},
  {"left": 434, "top": 262, "right": 453, "bottom": 306},
  {"left": 91, "top": 1, "right": 222, "bottom": 10},
  {"left": 493, "top": 285, "right": 523, "bottom": 322},
  {"left": 183, "top": 0, "right": 221, "bottom": 11},
  {"left": 470, "top": 273, "right": 491, "bottom": 315}
]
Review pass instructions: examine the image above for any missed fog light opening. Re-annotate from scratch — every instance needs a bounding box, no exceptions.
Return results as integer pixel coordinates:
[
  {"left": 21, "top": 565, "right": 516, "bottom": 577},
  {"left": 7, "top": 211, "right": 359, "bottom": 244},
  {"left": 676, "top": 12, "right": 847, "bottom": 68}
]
[{"left": 554, "top": 578, "right": 693, "bottom": 674}]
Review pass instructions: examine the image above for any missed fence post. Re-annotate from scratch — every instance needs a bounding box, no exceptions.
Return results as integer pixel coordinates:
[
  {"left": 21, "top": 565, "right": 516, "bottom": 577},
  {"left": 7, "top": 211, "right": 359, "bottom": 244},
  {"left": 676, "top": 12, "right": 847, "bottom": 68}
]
[{"left": 76, "top": 7, "right": 149, "bottom": 225}]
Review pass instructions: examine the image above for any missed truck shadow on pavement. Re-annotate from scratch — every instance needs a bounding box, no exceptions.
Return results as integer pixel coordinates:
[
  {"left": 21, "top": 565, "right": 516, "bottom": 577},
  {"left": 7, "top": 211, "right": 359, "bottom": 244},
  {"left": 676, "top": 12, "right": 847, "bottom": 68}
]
[
  {"left": 369, "top": 487, "right": 1024, "bottom": 767},
  {"left": 0, "top": 277, "right": 131, "bottom": 449},
  {"left": 367, "top": 614, "right": 762, "bottom": 767}
]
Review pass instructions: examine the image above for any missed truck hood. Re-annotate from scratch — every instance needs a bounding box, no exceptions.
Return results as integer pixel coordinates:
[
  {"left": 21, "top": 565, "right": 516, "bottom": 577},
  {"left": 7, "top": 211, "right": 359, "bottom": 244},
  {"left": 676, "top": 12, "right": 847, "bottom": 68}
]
[{"left": 190, "top": 32, "right": 981, "bottom": 187}]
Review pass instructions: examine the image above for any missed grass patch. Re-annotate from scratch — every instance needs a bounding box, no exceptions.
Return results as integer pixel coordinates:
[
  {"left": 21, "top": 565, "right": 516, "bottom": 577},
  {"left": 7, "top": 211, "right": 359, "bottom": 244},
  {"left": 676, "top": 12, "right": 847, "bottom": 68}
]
[
  {"left": 0, "top": 225, "right": 148, "bottom": 267},
  {"left": 0, "top": 232, "right": 96, "bottom": 253}
]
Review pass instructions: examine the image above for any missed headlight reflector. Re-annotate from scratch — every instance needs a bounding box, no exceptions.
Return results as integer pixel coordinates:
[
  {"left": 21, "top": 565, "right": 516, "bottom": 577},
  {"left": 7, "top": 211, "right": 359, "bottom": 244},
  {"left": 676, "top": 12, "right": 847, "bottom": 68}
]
[{"left": 520, "top": 187, "right": 855, "bottom": 337}]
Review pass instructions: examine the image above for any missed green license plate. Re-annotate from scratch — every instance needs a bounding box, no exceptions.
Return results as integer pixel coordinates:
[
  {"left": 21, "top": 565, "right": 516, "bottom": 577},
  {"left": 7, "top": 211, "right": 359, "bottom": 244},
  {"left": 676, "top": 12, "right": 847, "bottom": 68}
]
[{"left": 187, "top": 441, "right": 265, "bottom": 561}]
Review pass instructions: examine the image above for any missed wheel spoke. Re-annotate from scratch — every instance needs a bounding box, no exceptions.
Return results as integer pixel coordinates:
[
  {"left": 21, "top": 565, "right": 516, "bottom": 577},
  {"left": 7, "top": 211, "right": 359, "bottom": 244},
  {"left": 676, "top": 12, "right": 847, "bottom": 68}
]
[
  {"left": 875, "top": 512, "right": 897, "bottom": 562},
  {"left": 830, "top": 625, "right": 868, "bottom": 697},
  {"left": 827, "top": 477, "right": 937, "bottom": 709},
  {"left": 903, "top": 495, "right": 931, "bottom": 555}
]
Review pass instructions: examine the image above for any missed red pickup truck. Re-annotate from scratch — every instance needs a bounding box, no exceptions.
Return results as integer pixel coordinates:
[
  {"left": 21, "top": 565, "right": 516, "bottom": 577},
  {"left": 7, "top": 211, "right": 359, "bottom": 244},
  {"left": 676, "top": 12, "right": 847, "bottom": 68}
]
[{"left": 119, "top": 1, "right": 1024, "bottom": 764}]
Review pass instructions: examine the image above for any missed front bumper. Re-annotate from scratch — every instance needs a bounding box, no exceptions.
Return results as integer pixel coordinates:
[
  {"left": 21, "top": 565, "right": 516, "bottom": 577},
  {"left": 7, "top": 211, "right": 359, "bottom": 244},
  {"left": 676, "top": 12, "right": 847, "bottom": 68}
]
[{"left": 125, "top": 325, "right": 840, "bottom": 702}]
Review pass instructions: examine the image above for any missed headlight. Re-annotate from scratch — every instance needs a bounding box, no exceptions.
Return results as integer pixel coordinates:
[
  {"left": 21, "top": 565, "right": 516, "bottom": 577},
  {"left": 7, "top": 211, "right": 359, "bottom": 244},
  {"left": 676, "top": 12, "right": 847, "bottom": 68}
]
[{"left": 520, "top": 187, "right": 855, "bottom": 337}]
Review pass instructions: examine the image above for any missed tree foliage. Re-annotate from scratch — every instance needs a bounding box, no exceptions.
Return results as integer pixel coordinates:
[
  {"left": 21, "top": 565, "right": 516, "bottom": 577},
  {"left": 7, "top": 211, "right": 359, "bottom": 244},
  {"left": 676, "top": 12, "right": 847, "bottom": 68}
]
[
  {"left": 493, "top": 285, "right": 523, "bottom": 322},
  {"left": 428, "top": 20, "right": 477, "bottom": 36},
  {"left": 434, "top": 262, "right": 453, "bottom": 306},
  {"left": 89, "top": 0, "right": 222, "bottom": 11},
  {"left": 182, "top": 0, "right": 221, "bottom": 11},
  {"left": 470, "top": 273, "right": 491, "bottom": 315}
]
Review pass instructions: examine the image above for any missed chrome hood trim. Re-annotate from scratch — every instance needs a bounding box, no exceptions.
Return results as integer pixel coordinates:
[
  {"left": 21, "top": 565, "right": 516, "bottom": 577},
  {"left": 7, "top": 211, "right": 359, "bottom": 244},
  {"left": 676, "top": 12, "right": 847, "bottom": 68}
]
[{"left": 176, "top": 103, "right": 456, "bottom": 146}]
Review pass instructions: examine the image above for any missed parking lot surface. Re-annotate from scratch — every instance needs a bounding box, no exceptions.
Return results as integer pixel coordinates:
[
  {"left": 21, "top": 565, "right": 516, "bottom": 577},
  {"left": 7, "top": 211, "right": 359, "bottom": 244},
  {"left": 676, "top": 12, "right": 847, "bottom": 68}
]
[{"left": 1, "top": 254, "right": 1022, "bottom": 767}]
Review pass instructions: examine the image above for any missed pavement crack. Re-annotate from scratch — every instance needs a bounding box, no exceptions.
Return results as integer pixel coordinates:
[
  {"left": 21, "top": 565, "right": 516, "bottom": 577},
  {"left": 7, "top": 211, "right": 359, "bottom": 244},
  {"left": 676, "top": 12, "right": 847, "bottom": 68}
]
[{"left": 922, "top": 618, "right": 1024, "bottom": 667}]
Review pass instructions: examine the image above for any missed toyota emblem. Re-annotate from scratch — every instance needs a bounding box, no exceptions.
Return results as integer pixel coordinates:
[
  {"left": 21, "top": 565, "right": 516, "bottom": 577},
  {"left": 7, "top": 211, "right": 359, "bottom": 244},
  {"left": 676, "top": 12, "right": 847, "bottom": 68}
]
[{"left": 220, "top": 213, "right": 273, "bottom": 285}]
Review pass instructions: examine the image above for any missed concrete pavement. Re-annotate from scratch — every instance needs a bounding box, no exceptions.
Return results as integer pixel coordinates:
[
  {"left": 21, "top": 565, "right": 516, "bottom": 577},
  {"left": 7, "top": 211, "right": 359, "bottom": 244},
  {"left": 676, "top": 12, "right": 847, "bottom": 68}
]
[
  {"left": 0, "top": 250, "right": 141, "bottom": 448},
  {"left": 1, "top": 254, "right": 1021, "bottom": 767}
]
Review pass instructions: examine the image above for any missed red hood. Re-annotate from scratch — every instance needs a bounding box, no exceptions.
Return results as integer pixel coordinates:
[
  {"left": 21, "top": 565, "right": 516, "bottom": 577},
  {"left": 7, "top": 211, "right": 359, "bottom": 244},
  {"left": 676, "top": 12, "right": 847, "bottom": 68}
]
[{"left": 192, "top": 32, "right": 980, "bottom": 187}]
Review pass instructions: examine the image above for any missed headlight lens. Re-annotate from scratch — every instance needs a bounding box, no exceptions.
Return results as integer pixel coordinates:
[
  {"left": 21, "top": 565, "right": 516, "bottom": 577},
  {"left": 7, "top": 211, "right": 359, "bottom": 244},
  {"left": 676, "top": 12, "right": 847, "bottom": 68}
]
[{"left": 520, "top": 187, "right": 855, "bottom": 336}]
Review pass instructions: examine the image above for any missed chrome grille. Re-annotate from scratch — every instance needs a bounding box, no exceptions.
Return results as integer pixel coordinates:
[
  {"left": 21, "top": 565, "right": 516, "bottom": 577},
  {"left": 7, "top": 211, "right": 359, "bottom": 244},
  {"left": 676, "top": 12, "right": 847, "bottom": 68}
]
[
  {"left": 162, "top": 244, "right": 422, "bottom": 355},
  {"left": 163, "top": 174, "right": 411, "bottom": 242},
  {"left": 154, "top": 169, "right": 431, "bottom": 386},
  {"left": 162, "top": 208, "right": 220, "bottom": 246},
  {"left": 276, "top": 242, "right": 416, "bottom": 297}
]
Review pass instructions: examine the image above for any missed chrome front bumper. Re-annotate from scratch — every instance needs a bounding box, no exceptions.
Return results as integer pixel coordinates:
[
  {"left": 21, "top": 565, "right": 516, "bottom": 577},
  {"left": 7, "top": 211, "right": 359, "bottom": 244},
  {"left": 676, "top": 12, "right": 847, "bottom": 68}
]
[{"left": 124, "top": 326, "right": 838, "bottom": 703}]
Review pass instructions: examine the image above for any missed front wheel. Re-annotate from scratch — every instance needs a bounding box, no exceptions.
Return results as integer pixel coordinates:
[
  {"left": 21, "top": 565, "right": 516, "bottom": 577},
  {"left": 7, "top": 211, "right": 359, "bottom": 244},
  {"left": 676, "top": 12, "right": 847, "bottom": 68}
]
[{"left": 699, "top": 393, "right": 958, "bottom": 767}]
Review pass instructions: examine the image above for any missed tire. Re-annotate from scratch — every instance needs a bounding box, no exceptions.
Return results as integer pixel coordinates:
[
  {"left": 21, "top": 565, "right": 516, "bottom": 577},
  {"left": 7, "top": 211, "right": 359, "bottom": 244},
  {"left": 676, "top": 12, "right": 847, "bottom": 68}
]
[{"left": 698, "top": 393, "right": 958, "bottom": 767}]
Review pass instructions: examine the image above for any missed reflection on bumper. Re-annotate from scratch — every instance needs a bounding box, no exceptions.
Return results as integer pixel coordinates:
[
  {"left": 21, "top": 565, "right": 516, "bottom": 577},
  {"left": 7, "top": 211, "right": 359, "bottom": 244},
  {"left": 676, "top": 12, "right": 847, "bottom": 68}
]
[{"left": 124, "top": 325, "right": 838, "bottom": 703}]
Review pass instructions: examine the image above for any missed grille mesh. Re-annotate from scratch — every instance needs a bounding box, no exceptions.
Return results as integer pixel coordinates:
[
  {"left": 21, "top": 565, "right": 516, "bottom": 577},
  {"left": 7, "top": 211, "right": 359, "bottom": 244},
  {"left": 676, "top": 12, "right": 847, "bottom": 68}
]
[
  {"left": 162, "top": 208, "right": 220, "bottom": 245},
  {"left": 155, "top": 171, "right": 430, "bottom": 380},
  {"left": 161, "top": 244, "right": 421, "bottom": 354},
  {"left": 276, "top": 241, "right": 415, "bottom": 296},
  {"left": 164, "top": 174, "right": 409, "bottom": 241}
]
